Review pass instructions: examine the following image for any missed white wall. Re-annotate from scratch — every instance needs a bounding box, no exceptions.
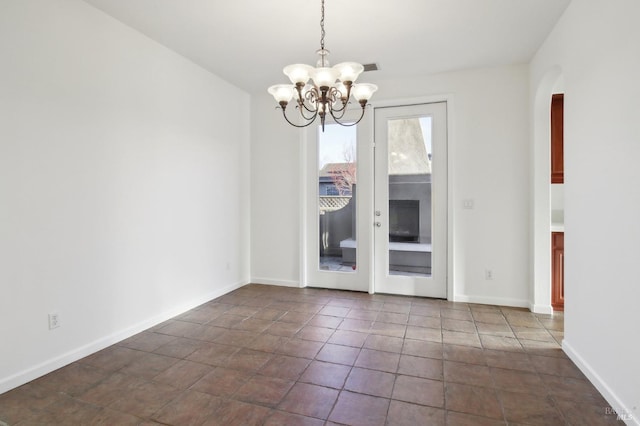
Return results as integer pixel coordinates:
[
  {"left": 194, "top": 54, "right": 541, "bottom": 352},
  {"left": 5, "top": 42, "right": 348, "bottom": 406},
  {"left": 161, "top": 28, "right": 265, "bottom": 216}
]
[
  {"left": 251, "top": 64, "right": 531, "bottom": 307},
  {"left": 250, "top": 94, "right": 302, "bottom": 287},
  {"left": 0, "top": 0, "right": 250, "bottom": 393},
  {"left": 531, "top": 0, "right": 640, "bottom": 421}
]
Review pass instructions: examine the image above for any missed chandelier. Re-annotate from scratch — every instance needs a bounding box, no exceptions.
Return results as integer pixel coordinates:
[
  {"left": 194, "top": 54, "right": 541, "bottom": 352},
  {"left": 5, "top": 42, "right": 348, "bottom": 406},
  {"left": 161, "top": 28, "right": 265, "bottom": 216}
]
[{"left": 267, "top": 0, "right": 377, "bottom": 132}]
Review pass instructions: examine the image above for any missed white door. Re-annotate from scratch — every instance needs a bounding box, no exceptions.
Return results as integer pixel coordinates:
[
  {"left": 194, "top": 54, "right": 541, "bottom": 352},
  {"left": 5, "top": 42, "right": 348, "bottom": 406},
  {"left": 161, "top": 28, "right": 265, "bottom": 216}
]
[
  {"left": 373, "top": 103, "right": 448, "bottom": 297},
  {"left": 302, "top": 110, "right": 373, "bottom": 292}
]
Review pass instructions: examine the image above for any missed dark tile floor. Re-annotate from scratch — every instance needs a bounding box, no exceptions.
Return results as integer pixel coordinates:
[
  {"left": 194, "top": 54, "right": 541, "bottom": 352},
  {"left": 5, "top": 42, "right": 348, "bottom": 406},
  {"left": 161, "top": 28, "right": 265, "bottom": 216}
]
[{"left": 0, "top": 284, "right": 623, "bottom": 425}]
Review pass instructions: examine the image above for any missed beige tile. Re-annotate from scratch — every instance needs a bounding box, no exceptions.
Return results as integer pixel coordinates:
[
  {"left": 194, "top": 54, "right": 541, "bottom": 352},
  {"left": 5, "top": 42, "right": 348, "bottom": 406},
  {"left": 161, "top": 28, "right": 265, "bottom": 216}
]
[
  {"left": 234, "top": 375, "right": 295, "bottom": 407},
  {"left": 490, "top": 367, "right": 546, "bottom": 394},
  {"left": 392, "top": 375, "right": 444, "bottom": 407},
  {"left": 315, "top": 343, "right": 361, "bottom": 366},
  {"left": 443, "top": 344, "right": 486, "bottom": 365},
  {"left": 406, "top": 325, "right": 442, "bottom": 343},
  {"left": 476, "top": 322, "right": 515, "bottom": 338},
  {"left": 276, "top": 338, "right": 324, "bottom": 359},
  {"left": 354, "top": 348, "right": 400, "bottom": 373},
  {"left": 328, "top": 391, "right": 390, "bottom": 426},
  {"left": 402, "top": 339, "right": 443, "bottom": 359},
  {"left": 387, "top": 400, "right": 445, "bottom": 425},
  {"left": 398, "top": 355, "right": 443, "bottom": 380},
  {"left": 153, "top": 359, "right": 213, "bottom": 389},
  {"left": 479, "top": 334, "right": 523, "bottom": 352},
  {"left": 201, "top": 399, "right": 272, "bottom": 426},
  {"left": 408, "top": 314, "right": 441, "bottom": 329},
  {"left": 264, "top": 411, "right": 325, "bottom": 426},
  {"left": 278, "top": 383, "right": 339, "bottom": 419},
  {"left": 152, "top": 390, "right": 222, "bottom": 425},
  {"left": 444, "top": 360, "right": 492, "bottom": 387},
  {"left": 308, "top": 314, "right": 344, "bottom": 328},
  {"left": 299, "top": 361, "right": 351, "bottom": 389},
  {"left": 370, "top": 321, "right": 406, "bottom": 338},
  {"left": 295, "top": 325, "right": 335, "bottom": 342},
  {"left": 258, "top": 355, "right": 311, "bottom": 380},
  {"left": 446, "top": 411, "right": 507, "bottom": 426},
  {"left": 328, "top": 330, "right": 368, "bottom": 347},
  {"left": 5, "top": 285, "right": 616, "bottom": 425},
  {"left": 108, "top": 380, "right": 180, "bottom": 418},
  {"left": 191, "top": 367, "right": 252, "bottom": 397},
  {"left": 445, "top": 383, "right": 502, "bottom": 419},
  {"left": 443, "top": 330, "right": 482, "bottom": 348},
  {"left": 499, "top": 390, "right": 564, "bottom": 425},
  {"left": 34, "top": 363, "right": 108, "bottom": 396},
  {"left": 363, "top": 334, "right": 404, "bottom": 353},
  {"left": 344, "top": 367, "right": 396, "bottom": 398},
  {"left": 442, "top": 318, "right": 477, "bottom": 334}
]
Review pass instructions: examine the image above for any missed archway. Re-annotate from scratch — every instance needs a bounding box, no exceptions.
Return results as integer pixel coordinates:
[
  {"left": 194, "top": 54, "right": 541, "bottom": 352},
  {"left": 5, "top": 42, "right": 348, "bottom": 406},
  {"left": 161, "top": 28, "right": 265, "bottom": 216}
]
[{"left": 531, "top": 66, "right": 563, "bottom": 314}]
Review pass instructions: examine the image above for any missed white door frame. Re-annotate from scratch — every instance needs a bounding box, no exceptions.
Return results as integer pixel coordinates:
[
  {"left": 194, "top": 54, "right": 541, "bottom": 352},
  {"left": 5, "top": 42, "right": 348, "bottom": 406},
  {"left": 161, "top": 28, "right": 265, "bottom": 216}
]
[
  {"left": 300, "top": 95, "right": 455, "bottom": 300},
  {"left": 373, "top": 101, "right": 447, "bottom": 297},
  {"left": 299, "top": 108, "right": 374, "bottom": 292}
]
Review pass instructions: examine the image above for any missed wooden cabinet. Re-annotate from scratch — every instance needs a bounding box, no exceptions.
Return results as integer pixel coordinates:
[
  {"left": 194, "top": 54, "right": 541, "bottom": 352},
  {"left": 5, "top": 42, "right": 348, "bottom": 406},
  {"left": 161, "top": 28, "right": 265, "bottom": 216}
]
[
  {"left": 551, "top": 94, "right": 564, "bottom": 183},
  {"left": 552, "top": 232, "right": 564, "bottom": 311}
]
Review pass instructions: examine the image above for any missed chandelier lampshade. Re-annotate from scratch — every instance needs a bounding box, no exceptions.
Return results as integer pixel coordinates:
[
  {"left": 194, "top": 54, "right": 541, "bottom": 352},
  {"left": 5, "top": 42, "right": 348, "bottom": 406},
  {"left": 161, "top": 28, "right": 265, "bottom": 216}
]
[{"left": 268, "top": 0, "right": 377, "bottom": 131}]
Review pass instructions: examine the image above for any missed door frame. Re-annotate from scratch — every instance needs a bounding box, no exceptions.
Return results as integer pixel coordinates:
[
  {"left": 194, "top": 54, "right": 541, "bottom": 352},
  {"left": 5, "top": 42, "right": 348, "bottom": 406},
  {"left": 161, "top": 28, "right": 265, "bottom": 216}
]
[
  {"left": 299, "top": 95, "right": 455, "bottom": 301},
  {"left": 373, "top": 101, "right": 448, "bottom": 298},
  {"left": 299, "top": 108, "right": 374, "bottom": 292}
]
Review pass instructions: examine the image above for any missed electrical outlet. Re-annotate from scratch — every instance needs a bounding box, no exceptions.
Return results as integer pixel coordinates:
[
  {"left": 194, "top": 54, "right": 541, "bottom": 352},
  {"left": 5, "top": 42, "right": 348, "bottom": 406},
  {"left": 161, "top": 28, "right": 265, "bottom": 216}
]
[
  {"left": 48, "top": 313, "right": 60, "bottom": 330},
  {"left": 485, "top": 269, "right": 493, "bottom": 280},
  {"left": 463, "top": 199, "right": 474, "bottom": 209}
]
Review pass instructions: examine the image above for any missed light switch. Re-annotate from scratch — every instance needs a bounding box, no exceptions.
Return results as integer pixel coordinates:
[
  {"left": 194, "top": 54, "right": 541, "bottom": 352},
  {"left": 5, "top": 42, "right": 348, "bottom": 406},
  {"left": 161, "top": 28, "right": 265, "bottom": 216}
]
[{"left": 463, "top": 199, "right": 474, "bottom": 209}]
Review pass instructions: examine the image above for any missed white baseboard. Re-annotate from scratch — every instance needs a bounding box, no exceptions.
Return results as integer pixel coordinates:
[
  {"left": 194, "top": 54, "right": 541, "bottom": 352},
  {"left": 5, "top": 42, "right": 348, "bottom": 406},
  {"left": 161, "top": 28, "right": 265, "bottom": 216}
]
[
  {"left": 453, "top": 294, "right": 530, "bottom": 309},
  {"left": 563, "top": 340, "right": 639, "bottom": 426},
  {"left": 529, "top": 303, "right": 554, "bottom": 315},
  {"left": 0, "top": 279, "right": 248, "bottom": 395},
  {"left": 250, "top": 277, "right": 301, "bottom": 288}
]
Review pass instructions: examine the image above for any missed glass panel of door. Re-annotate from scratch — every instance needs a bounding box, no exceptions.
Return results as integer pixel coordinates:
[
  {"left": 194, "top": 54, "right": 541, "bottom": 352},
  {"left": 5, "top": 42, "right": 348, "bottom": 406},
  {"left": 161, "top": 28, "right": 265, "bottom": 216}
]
[
  {"left": 318, "top": 124, "right": 357, "bottom": 273},
  {"left": 387, "top": 116, "right": 433, "bottom": 277}
]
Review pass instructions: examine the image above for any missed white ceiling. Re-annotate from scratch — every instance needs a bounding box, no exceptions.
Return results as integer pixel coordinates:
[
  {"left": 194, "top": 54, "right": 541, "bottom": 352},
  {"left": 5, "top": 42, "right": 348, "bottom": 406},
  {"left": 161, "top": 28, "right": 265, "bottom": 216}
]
[{"left": 82, "top": 0, "right": 571, "bottom": 94}]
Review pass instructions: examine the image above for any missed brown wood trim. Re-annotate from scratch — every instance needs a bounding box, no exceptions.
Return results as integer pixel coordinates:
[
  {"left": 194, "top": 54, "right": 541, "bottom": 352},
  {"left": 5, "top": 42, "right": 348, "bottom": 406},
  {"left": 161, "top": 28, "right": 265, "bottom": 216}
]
[
  {"left": 551, "top": 94, "right": 564, "bottom": 184},
  {"left": 551, "top": 231, "right": 564, "bottom": 311}
]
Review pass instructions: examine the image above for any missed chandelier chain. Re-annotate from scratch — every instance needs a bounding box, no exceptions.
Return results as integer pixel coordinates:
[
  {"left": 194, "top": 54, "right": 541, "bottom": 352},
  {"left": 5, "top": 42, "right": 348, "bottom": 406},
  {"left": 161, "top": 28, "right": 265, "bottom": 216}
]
[{"left": 320, "top": 0, "right": 325, "bottom": 54}]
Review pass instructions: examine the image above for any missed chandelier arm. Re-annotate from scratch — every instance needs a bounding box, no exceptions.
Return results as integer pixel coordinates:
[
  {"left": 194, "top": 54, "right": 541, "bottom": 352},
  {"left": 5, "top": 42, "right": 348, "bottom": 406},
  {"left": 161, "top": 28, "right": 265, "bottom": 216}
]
[
  {"left": 297, "top": 103, "right": 318, "bottom": 120},
  {"left": 329, "top": 100, "right": 348, "bottom": 114},
  {"left": 330, "top": 105, "right": 367, "bottom": 127},
  {"left": 297, "top": 89, "right": 319, "bottom": 114},
  {"left": 281, "top": 106, "right": 318, "bottom": 128},
  {"left": 328, "top": 104, "right": 348, "bottom": 120}
]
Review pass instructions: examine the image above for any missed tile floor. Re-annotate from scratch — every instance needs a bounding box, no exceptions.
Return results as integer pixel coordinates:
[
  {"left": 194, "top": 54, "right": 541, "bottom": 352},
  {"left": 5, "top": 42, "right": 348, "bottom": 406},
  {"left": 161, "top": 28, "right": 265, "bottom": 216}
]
[{"left": 0, "top": 284, "right": 623, "bottom": 425}]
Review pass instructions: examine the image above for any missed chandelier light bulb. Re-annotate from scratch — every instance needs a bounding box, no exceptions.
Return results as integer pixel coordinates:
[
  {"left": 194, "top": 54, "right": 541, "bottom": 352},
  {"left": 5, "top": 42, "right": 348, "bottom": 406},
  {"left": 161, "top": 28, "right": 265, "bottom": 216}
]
[
  {"left": 267, "top": 84, "right": 295, "bottom": 104},
  {"left": 310, "top": 67, "right": 340, "bottom": 89},
  {"left": 352, "top": 83, "right": 378, "bottom": 102},
  {"left": 283, "top": 64, "right": 314, "bottom": 85},
  {"left": 333, "top": 62, "right": 364, "bottom": 83}
]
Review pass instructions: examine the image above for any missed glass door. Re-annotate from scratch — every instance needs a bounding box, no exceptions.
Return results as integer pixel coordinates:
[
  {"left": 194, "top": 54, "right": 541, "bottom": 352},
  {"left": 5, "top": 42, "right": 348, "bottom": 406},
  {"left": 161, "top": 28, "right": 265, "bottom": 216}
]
[
  {"left": 373, "top": 103, "right": 447, "bottom": 297},
  {"left": 303, "top": 111, "right": 373, "bottom": 292}
]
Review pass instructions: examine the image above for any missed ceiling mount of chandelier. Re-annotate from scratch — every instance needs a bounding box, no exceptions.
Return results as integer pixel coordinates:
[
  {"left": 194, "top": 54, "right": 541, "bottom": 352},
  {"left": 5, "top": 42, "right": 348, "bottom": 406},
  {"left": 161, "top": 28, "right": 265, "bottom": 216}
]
[{"left": 268, "top": 0, "right": 377, "bottom": 132}]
